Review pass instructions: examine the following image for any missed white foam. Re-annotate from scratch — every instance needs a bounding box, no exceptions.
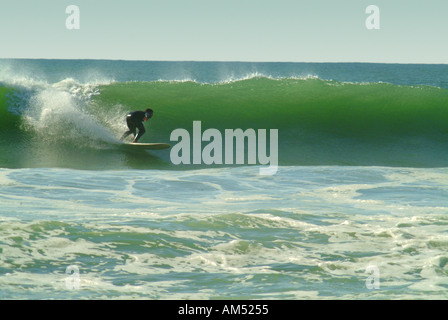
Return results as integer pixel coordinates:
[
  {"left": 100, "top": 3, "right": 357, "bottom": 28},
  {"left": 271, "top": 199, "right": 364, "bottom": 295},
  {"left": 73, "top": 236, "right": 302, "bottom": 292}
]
[
  {"left": 22, "top": 86, "right": 116, "bottom": 145},
  {"left": 215, "top": 72, "right": 320, "bottom": 85},
  {"left": 2, "top": 73, "right": 121, "bottom": 145}
]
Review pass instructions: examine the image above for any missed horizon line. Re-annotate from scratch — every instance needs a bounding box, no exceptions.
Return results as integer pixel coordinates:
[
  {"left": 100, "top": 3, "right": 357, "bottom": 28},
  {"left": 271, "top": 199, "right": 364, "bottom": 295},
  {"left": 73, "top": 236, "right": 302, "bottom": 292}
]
[{"left": 0, "top": 57, "right": 447, "bottom": 65}]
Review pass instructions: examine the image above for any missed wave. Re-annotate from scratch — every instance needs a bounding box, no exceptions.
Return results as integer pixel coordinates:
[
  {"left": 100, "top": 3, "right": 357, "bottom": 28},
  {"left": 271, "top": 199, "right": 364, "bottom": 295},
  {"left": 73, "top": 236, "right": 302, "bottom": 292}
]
[{"left": 1, "top": 76, "right": 447, "bottom": 169}]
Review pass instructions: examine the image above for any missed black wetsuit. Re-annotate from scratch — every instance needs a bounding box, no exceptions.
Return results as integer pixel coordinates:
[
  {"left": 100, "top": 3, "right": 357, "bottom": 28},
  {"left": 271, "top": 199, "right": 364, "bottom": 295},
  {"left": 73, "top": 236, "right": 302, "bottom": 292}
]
[{"left": 121, "top": 111, "right": 147, "bottom": 142}]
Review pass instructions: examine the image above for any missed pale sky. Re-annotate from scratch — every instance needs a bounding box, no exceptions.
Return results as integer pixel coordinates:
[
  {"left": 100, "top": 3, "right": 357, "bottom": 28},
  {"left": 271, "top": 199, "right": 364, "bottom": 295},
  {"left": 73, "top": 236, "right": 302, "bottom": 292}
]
[{"left": 0, "top": 0, "right": 447, "bottom": 63}]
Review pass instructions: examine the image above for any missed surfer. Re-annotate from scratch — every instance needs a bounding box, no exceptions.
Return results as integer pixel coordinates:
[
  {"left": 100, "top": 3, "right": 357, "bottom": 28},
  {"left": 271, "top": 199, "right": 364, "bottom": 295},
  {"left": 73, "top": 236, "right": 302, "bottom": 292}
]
[{"left": 120, "top": 108, "right": 153, "bottom": 143}]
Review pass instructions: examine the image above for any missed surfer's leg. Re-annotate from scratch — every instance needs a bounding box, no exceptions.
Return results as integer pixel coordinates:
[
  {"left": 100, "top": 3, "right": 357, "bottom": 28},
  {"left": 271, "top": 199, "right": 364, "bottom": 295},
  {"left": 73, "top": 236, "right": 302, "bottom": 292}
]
[
  {"left": 121, "top": 118, "right": 137, "bottom": 141},
  {"left": 133, "top": 123, "right": 146, "bottom": 142}
]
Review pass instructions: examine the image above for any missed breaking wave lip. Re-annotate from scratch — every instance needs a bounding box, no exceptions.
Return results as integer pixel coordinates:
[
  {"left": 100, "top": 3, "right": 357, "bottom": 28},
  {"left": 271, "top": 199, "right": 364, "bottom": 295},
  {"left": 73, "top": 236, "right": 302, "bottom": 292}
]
[
  {"left": 118, "top": 73, "right": 323, "bottom": 85},
  {"left": 118, "top": 74, "right": 442, "bottom": 91},
  {"left": 214, "top": 72, "right": 322, "bottom": 85},
  {"left": 0, "top": 61, "right": 116, "bottom": 92},
  {"left": 0, "top": 76, "right": 115, "bottom": 91}
]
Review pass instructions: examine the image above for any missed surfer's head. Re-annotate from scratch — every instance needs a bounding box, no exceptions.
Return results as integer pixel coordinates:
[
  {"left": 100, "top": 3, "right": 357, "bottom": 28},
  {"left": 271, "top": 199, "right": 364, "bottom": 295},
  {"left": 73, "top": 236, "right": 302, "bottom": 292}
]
[{"left": 145, "top": 108, "right": 153, "bottom": 119}]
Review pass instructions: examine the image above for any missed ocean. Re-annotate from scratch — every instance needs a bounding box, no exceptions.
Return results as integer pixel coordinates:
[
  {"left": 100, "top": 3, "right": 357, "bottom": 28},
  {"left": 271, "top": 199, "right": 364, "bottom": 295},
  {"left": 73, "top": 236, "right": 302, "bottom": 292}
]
[{"left": 0, "top": 59, "right": 447, "bottom": 300}]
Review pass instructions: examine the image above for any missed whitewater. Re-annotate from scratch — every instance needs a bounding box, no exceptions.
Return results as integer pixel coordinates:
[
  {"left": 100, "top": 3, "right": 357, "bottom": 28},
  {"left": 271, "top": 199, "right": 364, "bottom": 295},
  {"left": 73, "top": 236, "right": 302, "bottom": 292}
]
[{"left": 0, "top": 60, "right": 447, "bottom": 299}]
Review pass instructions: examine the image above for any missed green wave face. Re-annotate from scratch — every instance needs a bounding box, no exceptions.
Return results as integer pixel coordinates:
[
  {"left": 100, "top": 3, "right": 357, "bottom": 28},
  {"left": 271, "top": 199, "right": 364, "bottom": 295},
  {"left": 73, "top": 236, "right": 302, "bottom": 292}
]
[{"left": 1, "top": 77, "right": 448, "bottom": 169}]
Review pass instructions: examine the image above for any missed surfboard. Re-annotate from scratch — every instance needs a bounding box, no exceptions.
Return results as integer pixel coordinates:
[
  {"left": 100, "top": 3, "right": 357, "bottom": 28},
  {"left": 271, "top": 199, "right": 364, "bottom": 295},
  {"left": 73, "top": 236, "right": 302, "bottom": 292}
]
[{"left": 120, "top": 143, "right": 170, "bottom": 150}]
